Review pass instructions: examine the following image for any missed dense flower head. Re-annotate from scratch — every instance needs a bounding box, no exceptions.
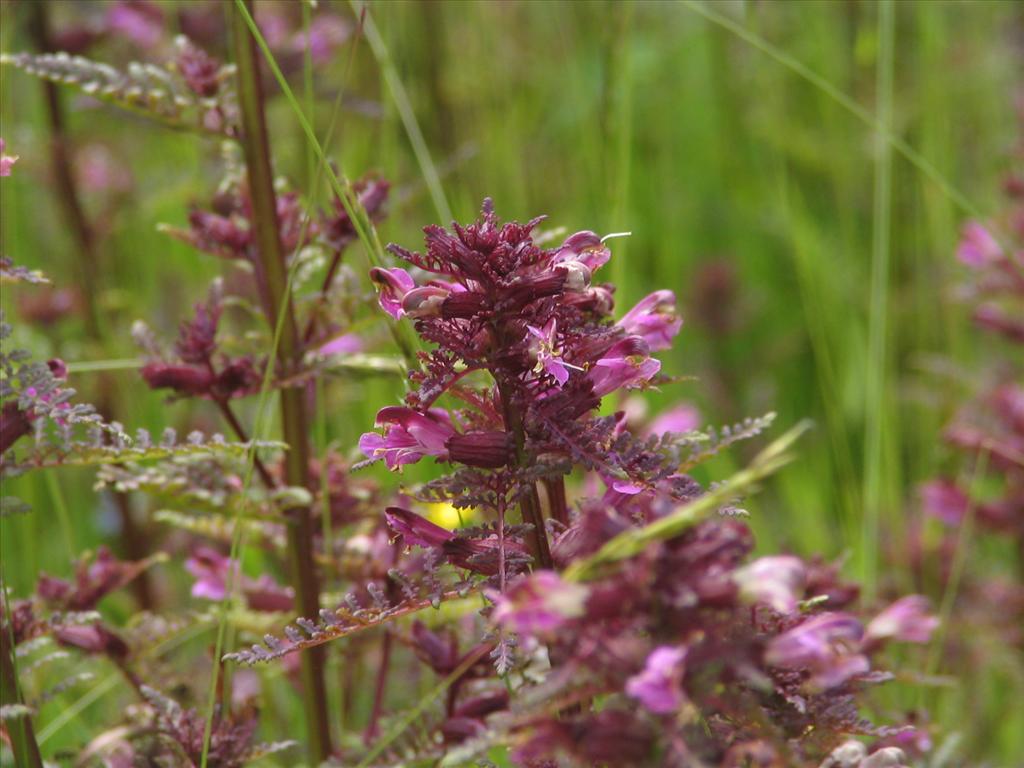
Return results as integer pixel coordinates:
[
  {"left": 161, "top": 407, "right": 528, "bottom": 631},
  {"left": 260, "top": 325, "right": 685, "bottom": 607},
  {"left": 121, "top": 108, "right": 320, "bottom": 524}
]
[{"left": 360, "top": 200, "right": 675, "bottom": 488}]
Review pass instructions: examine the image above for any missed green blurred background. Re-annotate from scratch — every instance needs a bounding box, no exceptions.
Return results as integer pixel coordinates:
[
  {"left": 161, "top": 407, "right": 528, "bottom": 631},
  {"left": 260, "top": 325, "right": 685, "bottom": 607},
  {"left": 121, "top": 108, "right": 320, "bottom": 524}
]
[{"left": 2, "top": 0, "right": 1022, "bottom": 763}]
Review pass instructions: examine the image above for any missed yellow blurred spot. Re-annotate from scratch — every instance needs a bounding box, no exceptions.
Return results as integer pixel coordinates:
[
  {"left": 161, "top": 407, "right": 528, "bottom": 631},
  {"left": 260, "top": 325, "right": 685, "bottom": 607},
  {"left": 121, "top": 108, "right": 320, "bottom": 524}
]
[{"left": 424, "top": 502, "right": 476, "bottom": 530}]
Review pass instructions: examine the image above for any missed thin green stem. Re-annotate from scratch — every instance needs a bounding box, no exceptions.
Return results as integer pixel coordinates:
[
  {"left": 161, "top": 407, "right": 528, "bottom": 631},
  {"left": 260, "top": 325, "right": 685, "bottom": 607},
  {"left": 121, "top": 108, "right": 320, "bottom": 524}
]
[
  {"left": 351, "top": 0, "right": 453, "bottom": 224},
  {"left": 862, "top": 0, "right": 895, "bottom": 602},
  {"left": 44, "top": 470, "right": 75, "bottom": 560}
]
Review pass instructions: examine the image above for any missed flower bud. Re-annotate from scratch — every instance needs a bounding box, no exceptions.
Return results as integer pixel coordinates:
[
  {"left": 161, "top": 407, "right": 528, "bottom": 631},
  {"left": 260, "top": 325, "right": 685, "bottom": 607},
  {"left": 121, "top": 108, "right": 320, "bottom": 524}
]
[
  {"left": 445, "top": 430, "right": 513, "bottom": 468},
  {"left": 556, "top": 259, "right": 592, "bottom": 292},
  {"left": 441, "top": 290, "right": 488, "bottom": 319},
  {"left": 402, "top": 285, "right": 449, "bottom": 319}
]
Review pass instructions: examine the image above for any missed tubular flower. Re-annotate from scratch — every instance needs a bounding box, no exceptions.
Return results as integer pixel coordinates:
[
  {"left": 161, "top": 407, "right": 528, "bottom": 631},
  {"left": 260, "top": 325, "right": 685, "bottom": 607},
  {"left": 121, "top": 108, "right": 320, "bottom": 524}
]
[
  {"left": 956, "top": 221, "right": 1002, "bottom": 267},
  {"left": 618, "top": 290, "right": 683, "bottom": 351},
  {"left": 359, "top": 406, "right": 455, "bottom": 469},
  {"left": 733, "top": 555, "right": 806, "bottom": 614},
  {"left": 865, "top": 596, "right": 938, "bottom": 646},
  {"left": 491, "top": 571, "right": 589, "bottom": 635},
  {"left": 766, "top": 612, "right": 869, "bottom": 691},
  {"left": 369, "top": 267, "right": 416, "bottom": 319},
  {"left": 586, "top": 336, "right": 661, "bottom": 396},
  {"left": 625, "top": 645, "right": 689, "bottom": 714}
]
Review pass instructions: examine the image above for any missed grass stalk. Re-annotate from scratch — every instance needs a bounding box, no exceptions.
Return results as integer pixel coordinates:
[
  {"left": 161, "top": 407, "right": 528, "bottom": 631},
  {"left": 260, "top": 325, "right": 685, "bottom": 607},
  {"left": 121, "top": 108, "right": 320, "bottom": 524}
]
[
  {"left": 229, "top": 2, "right": 331, "bottom": 760},
  {"left": 862, "top": 0, "right": 895, "bottom": 602},
  {"left": 1, "top": 581, "right": 43, "bottom": 768}
]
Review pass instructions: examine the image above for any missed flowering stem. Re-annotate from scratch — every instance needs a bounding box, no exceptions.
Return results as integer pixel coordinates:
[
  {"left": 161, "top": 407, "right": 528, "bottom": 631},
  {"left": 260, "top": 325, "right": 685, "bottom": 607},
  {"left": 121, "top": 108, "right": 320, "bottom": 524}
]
[
  {"left": 231, "top": 3, "right": 331, "bottom": 760},
  {"left": 543, "top": 476, "right": 570, "bottom": 527},
  {"left": 495, "top": 379, "right": 553, "bottom": 570}
]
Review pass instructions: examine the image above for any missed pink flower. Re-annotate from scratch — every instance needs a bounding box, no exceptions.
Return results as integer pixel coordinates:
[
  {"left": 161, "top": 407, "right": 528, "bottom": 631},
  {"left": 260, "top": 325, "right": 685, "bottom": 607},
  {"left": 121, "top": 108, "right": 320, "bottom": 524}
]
[
  {"left": 528, "top": 319, "right": 573, "bottom": 386},
  {"left": 646, "top": 404, "right": 701, "bottom": 437},
  {"left": 618, "top": 290, "right": 682, "bottom": 351},
  {"left": 185, "top": 546, "right": 233, "bottom": 601},
  {"left": 625, "top": 645, "right": 689, "bottom": 714},
  {"left": 554, "top": 231, "right": 611, "bottom": 273},
  {"left": 491, "top": 571, "right": 588, "bottom": 635},
  {"left": 866, "top": 595, "right": 938, "bottom": 645},
  {"left": 919, "top": 479, "right": 968, "bottom": 526},
  {"left": 359, "top": 406, "right": 455, "bottom": 469},
  {"left": 369, "top": 267, "right": 416, "bottom": 319},
  {"left": 956, "top": 221, "right": 1002, "bottom": 267},
  {"left": 586, "top": 337, "right": 661, "bottom": 397},
  {"left": 106, "top": 0, "right": 164, "bottom": 48},
  {"left": 300, "top": 14, "right": 351, "bottom": 65},
  {"left": 0, "top": 138, "right": 18, "bottom": 177},
  {"left": 733, "top": 555, "right": 806, "bottom": 614},
  {"left": 317, "top": 333, "right": 364, "bottom": 357}
]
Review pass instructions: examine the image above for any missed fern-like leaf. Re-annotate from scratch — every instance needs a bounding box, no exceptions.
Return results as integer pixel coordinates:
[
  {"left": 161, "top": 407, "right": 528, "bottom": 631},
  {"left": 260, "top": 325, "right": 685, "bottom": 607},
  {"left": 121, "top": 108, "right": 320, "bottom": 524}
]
[{"left": 0, "top": 47, "right": 237, "bottom": 138}]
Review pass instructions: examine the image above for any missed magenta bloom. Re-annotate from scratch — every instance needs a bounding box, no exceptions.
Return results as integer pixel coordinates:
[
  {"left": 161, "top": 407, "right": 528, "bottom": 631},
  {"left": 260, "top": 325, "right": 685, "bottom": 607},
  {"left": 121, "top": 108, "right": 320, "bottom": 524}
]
[
  {"left": 185, "top": 546, "right": 234, "bottom": 601},
  {"left": 317, "top": 332, "right": 364, "bottom": 357},
  {"left": 491, "top": 571, "right": 589, "bottom": 635},
  {"left": 765, "top": 612, "right": 868, "bottom": 691},
  {"left": 553, "top": 230, "right": 611, "bottom": 272},
  {"left": 646, "top": 404, "right": 701, "bottom": 437},
  {"left": 106, "top": 0, "right": 164, "bottom": 48},
  {"left": 618, "top": 290, "right": 682, "bottom": 351},
  {"left": 625, "top": 645, "right": 689, "bottom": 714},
  {"left": 866, "top": 596, "right": 938, "bottom": 645},
  {"left": 359, "top": 406, "right": 455, "bottom": 469},
  {"left": 527, "top": 318, "right": 572, "bottom": 386},
  {"left": 956, "top": 221, "right": 1002, "bottom": 267},
  {"left": 919, "top": 479, "right": 968, "bottom": 526},
  {"left": 733, "top": 555, "right": 806, "bottom": 614},
  {"left": 0, "top": 138, "right": 17, "bottom": 177},
  {"left": 586, "top": 337, "right": 661, "bottom": 397},
  {"left": 370, "top": 267, "right": 417, "bottom": 319}
]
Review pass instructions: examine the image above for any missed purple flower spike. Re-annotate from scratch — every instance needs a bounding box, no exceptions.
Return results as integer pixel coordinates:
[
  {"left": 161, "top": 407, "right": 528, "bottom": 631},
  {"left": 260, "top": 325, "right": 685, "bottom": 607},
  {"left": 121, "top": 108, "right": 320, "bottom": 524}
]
[
  {"left": 625, "top": 645, "right": 689, "bottom": 714},
  {"left": 866, "top": 595, "right": 938, "bottom": 646},
  {"left": 733, "top": 555, "right": 806, "bottom": 614},
  {"left": 359, "top": 406, "right": 455, "bottom": 469},
  {"left": 766, "top": 612, "right": 868, "bottom": 691},
  {"left": 491, "top": 571, "right": 589, "bottom": 635},
  {"left": 586, "top": 337, "right": 660, "bottom": 397},
  {"left": 370, "top": 267, "right": 417, "bottom": 319},
  {"left": 528, "top": 319, "right": 573, "bottom": 386},
  {"left": 618, "top": 290, "right": 683, "bottom": 351},
  {"left": 956, "top": 221, "right": 1003, "bottom": 267}
]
